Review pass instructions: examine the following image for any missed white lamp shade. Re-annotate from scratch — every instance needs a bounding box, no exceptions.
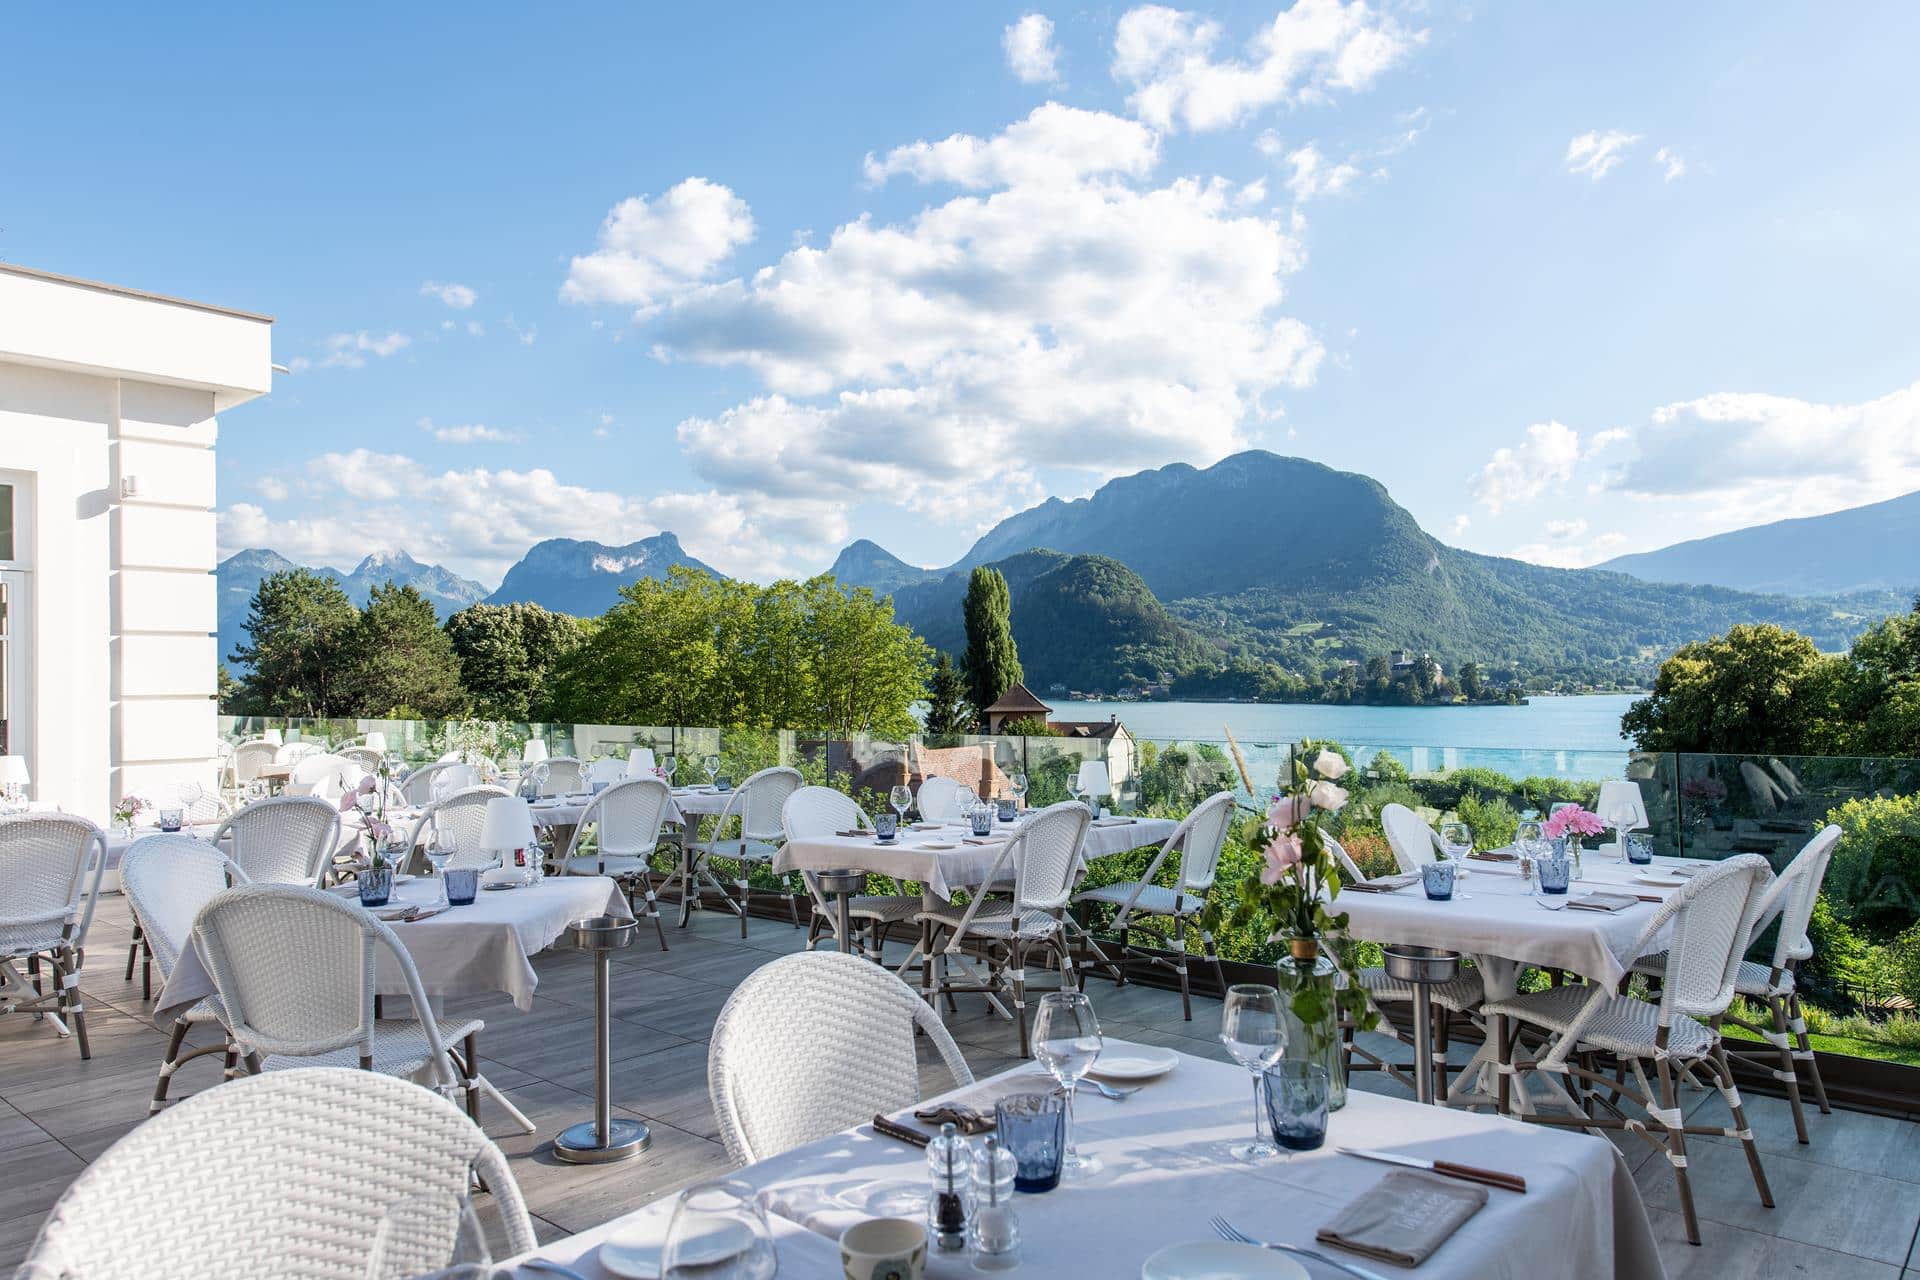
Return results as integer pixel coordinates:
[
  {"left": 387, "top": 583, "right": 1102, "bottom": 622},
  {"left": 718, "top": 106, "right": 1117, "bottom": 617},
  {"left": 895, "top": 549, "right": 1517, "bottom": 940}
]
[
  {"left": 261, "top": 728, "right": 283, "bottom": 746},
  {"left": 627, "top": 747, "right": 658, "bottom": 776},
  {"left": 479, "top": 796, "right": 537, "bottom": 851},
  {"left": 364, "top": 731, "right": 388, "bottom": 753},
  {"left": 521, "top": 739, "right": 549, "bottom": 765},
  {"left": 1075, "top": 760, "right": 1111, "bottom": 799},
  {"left": 0, "top": 756, "right": 28, "bottom": 785},
  {"left": 1596, "top": 780, "right": 1649, "bottom": 830}
]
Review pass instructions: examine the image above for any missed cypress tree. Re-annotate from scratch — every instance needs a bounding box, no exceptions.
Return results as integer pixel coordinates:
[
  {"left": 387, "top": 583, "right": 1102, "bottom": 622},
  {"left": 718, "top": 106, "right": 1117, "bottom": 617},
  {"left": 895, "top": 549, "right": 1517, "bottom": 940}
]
[{"left": 962, "top": 566, "right": 1022, "bottom": 720}]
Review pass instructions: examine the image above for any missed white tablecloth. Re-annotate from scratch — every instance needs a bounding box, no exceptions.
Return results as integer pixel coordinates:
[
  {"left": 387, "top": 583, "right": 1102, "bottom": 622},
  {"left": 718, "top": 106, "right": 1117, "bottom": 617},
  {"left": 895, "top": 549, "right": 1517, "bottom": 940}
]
[
  {"left": 507, "top": 1045, "right": 1664, "bottom": 1280},
  {"left": 529, "top": 786, "right": 738, "bottom": 832},
  {"left": 153, "top": 874, "right": 631, "bottom": 1022},
  {"left": 775, "top": 816, "right": 1177, "bottom": 901}
]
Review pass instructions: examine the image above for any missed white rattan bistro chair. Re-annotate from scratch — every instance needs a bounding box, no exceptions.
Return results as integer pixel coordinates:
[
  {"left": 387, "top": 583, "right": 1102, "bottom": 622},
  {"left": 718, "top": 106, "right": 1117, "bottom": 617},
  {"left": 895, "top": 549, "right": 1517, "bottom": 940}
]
[
  {"left": 21, "top": 1066, "right": 535, "bottom": 1280},
  {"left": 534, "top": 756, "right": 586, "bottom": 797},
  {"left": 287, "top": 751, "right": 359, "bottom": 802},
  {"left": 1486, "top": 854, "right": 1775, "bottom": 1246},
  {"left": 562, "top": 776, "right": 673, "bottom": 950},
  {"left": 917, "top": 800, "right": 1092, "bottom": 1058},
  {"left": 584, "top": 756, "right": 626, "bottom": 788},
  {"left": 0, "top": 814, "right": 106, "bottom": 1059},
  {"left": 782, "top": 785, "right": 921, "bottom": 956},
  {"left": 709, "top": 950, "right": 974, "bottom": 1165},
  {"left": 402, "top": 761, "right": 477, "bottom": 807},
  {"left": 339, "top": 745, "right": 386, "bottom": 775},
  {"left": 1380, "top": 803, "right": 1445, "bottom": 873},
  {"left": 231, "top": 739, "right": 277, "bottom": 787},
  {"left": 274, "top": 740, "right": 324, "bottom": 765},
  {"left": 671, "top": 767, "right": 804, "bottom": 937},
  {"left": 121, "top": 835, "right": 246, "bottom": 1112},
  {"left": 915, "top": 775, "right": 965, "bottom": 823},
  {"left": 192, "top": 884, "right": 487, "bottom": 1112},
  {"left": 1632, "top": 825, "right": 1841, "bottom": 1144},
  {"left": 212, "top": 794, "right": 341, "bottom": 887},
  {"left": 406, "top": 785, "right": 514, "bottom": 872},
  {"left": 1072, "top": 790, "right": 1235, "bottom": 1019}
]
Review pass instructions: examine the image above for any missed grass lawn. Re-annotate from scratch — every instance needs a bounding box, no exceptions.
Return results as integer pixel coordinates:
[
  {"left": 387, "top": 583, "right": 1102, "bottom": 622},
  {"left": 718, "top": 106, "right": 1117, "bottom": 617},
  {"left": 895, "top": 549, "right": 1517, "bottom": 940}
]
[{"left": 1720, "top": 1019, "right": 1920, "bottom": 1067}]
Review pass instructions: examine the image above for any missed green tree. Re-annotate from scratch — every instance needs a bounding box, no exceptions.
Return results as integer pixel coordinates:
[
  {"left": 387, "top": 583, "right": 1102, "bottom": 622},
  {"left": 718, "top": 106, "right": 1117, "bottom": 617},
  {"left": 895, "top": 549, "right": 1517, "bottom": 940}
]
[
  {"left": 338, "top": 583, "right": 467, "bottom": 717},
  {"left": 547, "top": 567, "right": 744, "bottom": 726},
  {"left": 230, "top": 569, "right": 358, "bottom": 717},
  {"left": 1622, "top": 624, "right": 1846, "bottom": 753},
  {"left": 1457, "top": 661, "right": 1483, "bottom": 701},
  {"left": 962, "top": 566, "right": 1022, "bottom": 718},
  {"left": 999, "top": 714, "right": 1058, "bottom": 737},
  {"left": 804, "top": 576, "right": 930, "bottom": 740},
  {"left": 921, "top": 652, "right": 972, "bottom": 737},
  {"left": 1837, "top": 601, "right": 1920, "bottom": 756},
  {"left": 445, "top": 602, "right": 586, "bottom": 721}
]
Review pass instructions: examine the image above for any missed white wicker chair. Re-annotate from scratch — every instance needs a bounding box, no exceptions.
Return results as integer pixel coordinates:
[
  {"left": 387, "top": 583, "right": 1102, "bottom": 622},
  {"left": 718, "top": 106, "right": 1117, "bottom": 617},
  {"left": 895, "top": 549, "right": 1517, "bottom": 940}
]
[
  {"left": 0, "top": 814, "right": 105, "bottom": 1059},
  {"left": 406, "top": 786, "right": 514, "bottom": 872},
  {"left": 915, "top": 775, "right": 964, "bottom": 823},
  {"left": 1380, "top": 803, "right": 1444, "bottom": 874},
  {"left": 917, "top": 801, "right": 1091, "bottom": 1058},
  {"left": 402, "top": 762, "right": 478, "bottom": 807},
  {"left": 534, "top": 757, "right": 586, "bottom": 797},
  {"left": 1073, "top": 790, "right": 1236, "bottom": 1019},
  {"left": 1632, "top": 825, "right": 1840, "bottom": 1144},
  {"left": 212, "top": 795, "right": 341, "bottom": 887},
  {"left": 339, "top": 745, "right": 386, "bottom": 774},
  {"left": 21, "top": 1066, "right": 535, "bottom": 1279},
  {"left": 1486, "top": 854, "right": 1775, "bottom": 1245},
  {"left": 670, "top": 767, "right": 804, "bottom": 937},
  {"left": 274, "top": 741, "right": 324, "bottom": 765},
  {"left": 708, "top": 950, "right": 974, "bottom": 1165},
  {"left": 563, "top": 777, "right": 672, "bottom": 950},
  {"left": 193, "top": 884, "right": 486, "bottom": 1108},
  {"left": 121, "top": 835, "right": 245, "bottom": 1111},
  {"left": 287, "top": 752, "right": 360, "bottom": 802},
  {"left": 584, "top": 756, "right": 626, "bottom": 788},
  {"left": 782, "top": 785, "right": 921, "bottom": 955},
  {"left": 231, "top": 739, "right": 278, "bottom": 787}
]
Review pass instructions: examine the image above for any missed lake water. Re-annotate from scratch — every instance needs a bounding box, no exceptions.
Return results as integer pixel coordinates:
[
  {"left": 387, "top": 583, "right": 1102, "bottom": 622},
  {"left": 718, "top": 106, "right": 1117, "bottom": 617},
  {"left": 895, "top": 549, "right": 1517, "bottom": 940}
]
[{"left": 1061, "top": 693, "right": 1639, "bottom": 783}]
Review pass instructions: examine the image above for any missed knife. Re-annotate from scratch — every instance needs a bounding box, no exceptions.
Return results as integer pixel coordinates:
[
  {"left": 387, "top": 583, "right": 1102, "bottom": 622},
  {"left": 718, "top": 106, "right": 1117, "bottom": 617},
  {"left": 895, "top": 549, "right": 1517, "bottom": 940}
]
[{"left": 1337, "top": 1146, "right": 1528, "bottom": 1193}]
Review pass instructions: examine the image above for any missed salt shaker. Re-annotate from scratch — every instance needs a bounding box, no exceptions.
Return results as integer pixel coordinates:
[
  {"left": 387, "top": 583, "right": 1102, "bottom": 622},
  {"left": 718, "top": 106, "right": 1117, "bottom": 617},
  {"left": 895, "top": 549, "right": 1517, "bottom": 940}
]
[
  {"left": 970, "top": 1135, "right": 1020, "bottom": 1270},
  {"left": 926, "top": 1121, "right": 974, "bottom": 1252}
]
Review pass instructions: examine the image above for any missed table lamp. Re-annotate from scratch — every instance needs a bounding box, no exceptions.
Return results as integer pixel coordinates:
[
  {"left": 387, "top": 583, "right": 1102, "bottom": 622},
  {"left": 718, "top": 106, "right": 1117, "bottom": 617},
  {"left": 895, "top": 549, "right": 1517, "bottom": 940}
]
[
  {"left": 1074, "top": 760, "right": 1111, "bottom": 816},
  {"left": 627, "top": 747, "right": 658, "bottom": 777},
  {"left": 1596, "top": 779, "right": 1649, "bottom": 860},
  {"left": 261, "top": 728, "right": 283, "bottom": 746},
  {"left": 480, "top": 795, "right": 538, "bottom": 879},
  {"left": 364, "top": 731, "right": 388, "bottom": 754},
  {"left": 522, "top": 739, "right": 549, "bottom": 766},
  {"left": 0, "top": 755, "right": 29, "bottom": 804}
]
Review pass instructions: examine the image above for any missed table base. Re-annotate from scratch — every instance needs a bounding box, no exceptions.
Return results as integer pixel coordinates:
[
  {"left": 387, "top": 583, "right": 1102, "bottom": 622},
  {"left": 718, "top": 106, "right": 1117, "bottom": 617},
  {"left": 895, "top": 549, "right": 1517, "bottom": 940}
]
[{"left": 554, "top": 1117, "right": 651, "bottom": 1164}]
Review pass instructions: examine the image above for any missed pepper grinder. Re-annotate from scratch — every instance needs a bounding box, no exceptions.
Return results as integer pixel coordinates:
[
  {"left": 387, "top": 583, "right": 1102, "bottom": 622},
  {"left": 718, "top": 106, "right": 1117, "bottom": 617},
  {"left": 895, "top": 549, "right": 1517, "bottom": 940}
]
[
  {"left": 970, "top": 1135, "right": 1020, "bottom": 1271},
  {"left": 926, "top": 1122, "right": 974, "bottom": 1252}
]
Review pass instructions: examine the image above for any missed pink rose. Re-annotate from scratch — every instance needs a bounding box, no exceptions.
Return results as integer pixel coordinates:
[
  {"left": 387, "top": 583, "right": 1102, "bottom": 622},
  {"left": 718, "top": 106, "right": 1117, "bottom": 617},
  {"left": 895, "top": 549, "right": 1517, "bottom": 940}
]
[
  {"left": 338, "top": 790, "right": 359, "bottom": 812},
  {"left": 1260, "top": 833, "right": 1303, "bottom": 884},
  {"left": 1266, "top": 795, "right": 1309, "bottom": 828},
  {"left": 1306, "top": 780, "right": 1350, "bottom": 814},
  {"left": 1311, "top": 749, "right": 1350, "bottom": 781}
]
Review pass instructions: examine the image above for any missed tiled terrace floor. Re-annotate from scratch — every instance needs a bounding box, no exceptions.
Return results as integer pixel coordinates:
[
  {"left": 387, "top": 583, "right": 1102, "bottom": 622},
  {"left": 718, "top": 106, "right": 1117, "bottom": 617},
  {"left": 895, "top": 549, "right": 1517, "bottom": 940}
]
[{"left": 4, "top": 895, "right": 1919, "bottom": 1276}]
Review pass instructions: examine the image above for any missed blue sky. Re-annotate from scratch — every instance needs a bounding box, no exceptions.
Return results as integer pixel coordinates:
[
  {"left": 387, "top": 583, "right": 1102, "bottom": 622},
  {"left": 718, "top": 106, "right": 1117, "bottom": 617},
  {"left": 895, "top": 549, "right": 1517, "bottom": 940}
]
[{"left": 7, "top": 2, "right": 1919, "bottom": 586}]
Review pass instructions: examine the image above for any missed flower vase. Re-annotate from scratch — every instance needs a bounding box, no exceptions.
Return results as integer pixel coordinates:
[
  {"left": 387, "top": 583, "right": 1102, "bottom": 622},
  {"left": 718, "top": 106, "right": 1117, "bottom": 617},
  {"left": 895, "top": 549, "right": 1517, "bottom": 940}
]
[{"left": 1275, "top": 938, "right": 1347, "bottom": 1111}]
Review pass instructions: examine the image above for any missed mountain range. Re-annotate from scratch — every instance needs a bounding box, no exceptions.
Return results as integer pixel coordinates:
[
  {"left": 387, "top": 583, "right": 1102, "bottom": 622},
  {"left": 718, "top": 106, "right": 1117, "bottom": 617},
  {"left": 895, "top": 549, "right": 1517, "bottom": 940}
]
[
  {"left": 217, "top": 548, "right": 489, "bottom": 666},
  {"left": 482, "top": 534, "right": 717, "bottom": 615}
]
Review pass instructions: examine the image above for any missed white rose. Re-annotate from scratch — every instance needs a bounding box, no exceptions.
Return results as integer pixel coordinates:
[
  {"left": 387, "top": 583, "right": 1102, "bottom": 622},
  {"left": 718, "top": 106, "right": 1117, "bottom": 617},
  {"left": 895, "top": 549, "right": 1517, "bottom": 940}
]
[
  {"left": 1311, "top": 749, "right": 1350, "bottom": 781},
  {"left": 1307, "top": 780, "right": 1350, "bottom": 813}
]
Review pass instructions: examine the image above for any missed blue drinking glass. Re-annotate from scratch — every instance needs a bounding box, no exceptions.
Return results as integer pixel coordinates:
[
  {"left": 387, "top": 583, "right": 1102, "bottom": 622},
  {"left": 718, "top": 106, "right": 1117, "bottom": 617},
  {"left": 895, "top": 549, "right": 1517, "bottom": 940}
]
[
  {"left": 874, "top": 812, "right": 898, "bottom": 842},
  {"left": 996, "top": 798, "right": 1018, "bottom": 823},
  {"left": 1421, "top": 860, "right": 1456, "bottom": 901},
  {"left": 444, "top": 867, "right": 479, "bottom": 906},
  {"left": 995, "top": 1093, "right": 1066, "bottom": 1192},
  {"left": 1263, "top": 1061, "right": 1330, "bottom": 1152},
  {"left": 1627, "top": 834, "right": 1654, "bottom": 865},
  {"left": 1539, "top": 852, "right": 1572, "bottom": 895},
  {"left": 970, "top": 807, "right": 994, "bottom": 837}
]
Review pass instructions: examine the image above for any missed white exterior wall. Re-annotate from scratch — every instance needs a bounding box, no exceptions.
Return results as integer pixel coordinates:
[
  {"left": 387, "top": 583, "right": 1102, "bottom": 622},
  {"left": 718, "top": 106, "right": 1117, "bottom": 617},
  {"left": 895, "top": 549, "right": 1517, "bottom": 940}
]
[{"left": 0, "top": 265, "right": 270, "bottom": 821}]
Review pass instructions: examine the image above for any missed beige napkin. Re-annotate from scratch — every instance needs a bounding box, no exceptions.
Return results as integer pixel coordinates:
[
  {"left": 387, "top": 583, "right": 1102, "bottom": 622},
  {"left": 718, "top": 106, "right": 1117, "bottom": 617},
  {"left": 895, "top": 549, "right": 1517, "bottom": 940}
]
[
  {"left": 1317, "top": 1170, "right": 1487, "bottom": 1266},
  {"left": 1341, "top": 872, "right": 1419, "bottom": 893},
  {"left": 1567, "top": 892, "right": 1638, "bottom": 912}
]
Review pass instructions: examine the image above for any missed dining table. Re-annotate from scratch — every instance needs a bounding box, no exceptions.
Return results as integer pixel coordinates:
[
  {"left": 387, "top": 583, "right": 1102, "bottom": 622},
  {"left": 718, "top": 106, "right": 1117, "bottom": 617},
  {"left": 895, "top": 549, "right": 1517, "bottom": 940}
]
[
  {"left": 1335, "top": 848, "right": 1715, "bottom": 1110},
  {"left": 500, "top": 1041, "right": 1667, "bottom": 1279}
]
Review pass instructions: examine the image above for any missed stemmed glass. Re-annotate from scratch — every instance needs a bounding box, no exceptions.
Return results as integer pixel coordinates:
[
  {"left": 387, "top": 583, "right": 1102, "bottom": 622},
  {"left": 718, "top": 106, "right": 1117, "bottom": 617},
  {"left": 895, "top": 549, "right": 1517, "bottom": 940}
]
[
  {"left": 1033, "top": 990, "right": 1103, "bottom": 1177},
  {"left": 179, "top": 780, "right": 205, "bottom": 825},
  {"left": 889, "top": 784, "right": 913, "bottom": 828},
  {"left": 1439, "top": 820, "right": 1475, "bottom": 898},
  {"left": 703, "top": 754, "right": 721, "bottom": 786},
  {"left": 1515, "top": 819, "right": 1546, "bottom": 894},
  {"left": 364, "top": 1191, "right": 491, "bottom": 1279},
  {"left": 1220, "top": 984, "right": 1286, "bottom": 1162},
  {"left": 1008, "top": 772, "right": 1028, "bottom": 811},
  {"left": 425, "top": 829, "right": 454, "bottom": 903},
  {"left": 661, "top": 754, "right": 678, "bottom": 785},
  {"left": 661, "top": 1179, "right": 777, "bottom": 1280}
]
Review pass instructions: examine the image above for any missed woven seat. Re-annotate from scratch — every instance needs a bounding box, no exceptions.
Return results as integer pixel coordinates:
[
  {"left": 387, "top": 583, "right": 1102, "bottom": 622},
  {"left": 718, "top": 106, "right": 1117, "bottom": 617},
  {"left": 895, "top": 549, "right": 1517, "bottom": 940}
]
[
  {"left": 212, "top": 795, "right": 340, "bottom": 887},
  {"left": 261, "top": 1013, "right": 485, "bottom": 1077},
  {"left": 122, "top": 834, "right": 245, "bottom": 1111},
  {"left": 0, "top": 814, "right": 106, "bottom": 1060},
  {"left": 665, "top": 768, "right": 805, "bottom": 937},
  {"left": 783, "top": 786, "right": 921, "bottom": 956},
  {"left": 1487, "top": 854, "right": 1775, "bottom": 1245},
  {"left": 710, "top": 950, "right": 973, "bottom": 1164},
  {"left": 563, "top": 777, "right": 672, "bottom": 950},
  {"left": 916, "top": 900, "right": 1062, "bottom": 939},
  {"left": 22, "top": 1067, "right": 535, "bottom": 1279},
  {"left": 1356, "top": 965, "right": 1486, "bottom": 1014},
  {"left": 1634, "top": 952, "right": 1790, "bottom": 998},
  {"left": 1075, "top": 881, "right": 1207, "bottom": 915}
]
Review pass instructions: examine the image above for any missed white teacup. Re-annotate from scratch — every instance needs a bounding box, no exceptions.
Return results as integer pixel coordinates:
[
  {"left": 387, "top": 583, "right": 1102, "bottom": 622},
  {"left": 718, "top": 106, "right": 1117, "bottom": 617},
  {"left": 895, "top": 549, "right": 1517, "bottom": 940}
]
[{"left": 839, "top": 1217, "right": 926, "bottom": 1280}]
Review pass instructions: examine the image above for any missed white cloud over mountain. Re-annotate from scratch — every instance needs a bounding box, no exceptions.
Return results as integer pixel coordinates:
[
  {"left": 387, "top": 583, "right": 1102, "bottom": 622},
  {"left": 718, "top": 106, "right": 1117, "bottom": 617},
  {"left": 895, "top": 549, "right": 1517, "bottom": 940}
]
[
  {"left": 560, "top": 178, "right": 756, "bottom": 310},
  {"left": 1469, "top": 421, "right": 1580, "bottom": 514}
]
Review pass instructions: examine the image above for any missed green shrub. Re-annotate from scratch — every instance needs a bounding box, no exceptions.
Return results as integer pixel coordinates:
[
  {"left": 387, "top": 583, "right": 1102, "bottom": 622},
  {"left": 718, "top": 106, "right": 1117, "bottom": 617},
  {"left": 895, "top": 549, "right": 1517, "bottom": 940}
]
[
  {"left": 1456, "top": 793, "right": 1519, "bottom": 851},
  {"left": 1825, "top": 793, "right": 1920, "bottom": 941}
]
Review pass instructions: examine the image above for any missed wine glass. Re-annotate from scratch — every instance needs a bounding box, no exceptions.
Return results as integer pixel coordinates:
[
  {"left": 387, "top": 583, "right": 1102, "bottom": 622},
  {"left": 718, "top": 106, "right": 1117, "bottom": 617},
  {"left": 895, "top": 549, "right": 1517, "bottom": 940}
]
[
  {"left": 889, "top": 784, "right": 913, "bottom": 828},
  {"left": 180, "top": 780, "right": 205, "bottom": 822},
  {"left": 1439, "top": 820, "right": 1475, "bottom": 897},
  {"left": 1008, "top": 772, "right": 1028, "bottom": 810},
  {"left": 1033, "top": 990, "right": 1103, "bottom": 1177},
  {"left": 425, "top": 828, "right": 454, "bottom": 903},
  {"left": 364, "top": 1191, "right": 491, "bottom": 1279},
  {"left": 662, "top": 754, "right": 678, "bottom": 785},
  {"left": 661, "top": 1179, "right": 776, "bottom": 1280},
  {"left": 1220, "top": 984, "right": 1286, "bottom": 1162},
  {"left": 1515, "top": 819, "right": 1546, "bottom": 893},
  {"left": 702, "top": 753, "right": 721, "bottom": 786}
]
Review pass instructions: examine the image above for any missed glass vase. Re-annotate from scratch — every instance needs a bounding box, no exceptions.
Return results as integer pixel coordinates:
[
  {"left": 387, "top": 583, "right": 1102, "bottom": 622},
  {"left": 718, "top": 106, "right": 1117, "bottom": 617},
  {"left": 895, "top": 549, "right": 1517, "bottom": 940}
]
[{"left": 1275, "top": 938, "right": 1347, "bottom": 1111}]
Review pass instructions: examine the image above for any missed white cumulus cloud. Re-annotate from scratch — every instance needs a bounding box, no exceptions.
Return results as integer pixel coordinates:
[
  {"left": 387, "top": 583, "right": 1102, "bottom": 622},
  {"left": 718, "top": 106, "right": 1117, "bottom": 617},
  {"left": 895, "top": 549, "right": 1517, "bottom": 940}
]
[
  {"left": 420, "top": 280, "right": 477, "bottom": 309},
  {"left": 420, "top": 418, "right": 517, "bottom": 445},
  {"left": 1654, "top": 146, "right": 1686, "bottom": 182},
  {"left": 312, "top": 331, "right": 410, "bottom": 370},
  {"left": 1004, "top": 13, "right": 1061, "bottom": 83},
  {"left": 1565, "top": 130, "right": 1642, "bottom": 181},
  {"left": 1469, "top": 421, "right": 1581, "bottom": 514},
  {"left": 863, "top": 103, "right": 1157, "bottom": 190},
  {"left": 1282, "top": 142, "right": 1361, "bottom": 201},
  {"left": 561, "top": 177, "right": 756, "bottom": 310}
]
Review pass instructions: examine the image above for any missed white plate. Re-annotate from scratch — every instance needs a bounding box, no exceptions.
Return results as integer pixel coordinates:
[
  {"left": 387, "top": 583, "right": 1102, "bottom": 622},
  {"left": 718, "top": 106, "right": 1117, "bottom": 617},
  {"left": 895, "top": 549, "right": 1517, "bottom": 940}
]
[
  {"left": 1634, "top": 872, "right": 1685, "bottom": 887},
  {"left": 1142, "top": 1241, "right": 1306, "bottom": 1280},
  {"left": 1089, "top": 1043, "right": 1180, "bottom": 1081},
  {"left": 918, "top": 841, "right": 957, "bottom": 851},
  {"left": 598, "top": 1219, "right": 756, "bottom": 1280}
]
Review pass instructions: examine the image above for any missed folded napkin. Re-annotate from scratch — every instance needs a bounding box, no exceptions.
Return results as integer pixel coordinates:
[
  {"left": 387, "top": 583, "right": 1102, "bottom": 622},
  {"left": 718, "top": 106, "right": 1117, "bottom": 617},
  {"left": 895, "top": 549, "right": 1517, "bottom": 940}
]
[
  {"left": 1092, "top": 816, "right": 1137, "bottom": 827},
  {"left": 1467, "top": 850, "right": 1517, "bottom": 862},
  {"left": 909, "top": 821, "right": 945, "bottom": 831},
  {"left": 834, "top": 829, "right": 868, "bottom": 838},
  {"left": 962, "top": 836, "right": 1007, "bottom": 846},
  {"left": 1317, "top": 1170, "right": 1487, "bottom": 1267},
  {"left": 369, "top": 902, "right": 448, "bottom": 924},
  {"left": 1567, "top": 892, "right": 1639, "bottom": 912},
  {"left": 1342, "top": 872, "right": 1419, "bottom": 893}
]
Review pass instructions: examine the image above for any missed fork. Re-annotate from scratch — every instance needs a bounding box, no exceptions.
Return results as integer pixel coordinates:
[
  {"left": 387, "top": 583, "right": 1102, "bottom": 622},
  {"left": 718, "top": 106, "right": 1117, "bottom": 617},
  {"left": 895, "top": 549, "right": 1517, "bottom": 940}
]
[
  {"left": 1210, "top": 1216, "right": 1391, "bottom": 1280},
  {"left": 1028, "top": 1073, "right": 1141, "bottom": 1099}
]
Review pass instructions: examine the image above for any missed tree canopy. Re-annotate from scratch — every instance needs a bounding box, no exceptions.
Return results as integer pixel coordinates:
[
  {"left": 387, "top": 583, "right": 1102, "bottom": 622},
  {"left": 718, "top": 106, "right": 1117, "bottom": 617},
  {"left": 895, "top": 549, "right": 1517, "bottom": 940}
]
[
  {"left": 337, "top": 583, "right": 467, "bottom": 718},
  {"left": 229, "top": 569, "right": 359, "bottom": 717},
  {"left": 962, "top": 566, "right": 1022, "bottom": 717},
  {"left": 445, "top": 601, "right": 586, "bottom": 721}
]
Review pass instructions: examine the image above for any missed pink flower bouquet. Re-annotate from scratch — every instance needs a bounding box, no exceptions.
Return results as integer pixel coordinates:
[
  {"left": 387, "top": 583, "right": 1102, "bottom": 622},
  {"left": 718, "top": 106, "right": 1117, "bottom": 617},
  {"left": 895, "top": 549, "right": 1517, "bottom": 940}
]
[{"left": 1543, "top": 805, "right": 1605, "bottom": 840}]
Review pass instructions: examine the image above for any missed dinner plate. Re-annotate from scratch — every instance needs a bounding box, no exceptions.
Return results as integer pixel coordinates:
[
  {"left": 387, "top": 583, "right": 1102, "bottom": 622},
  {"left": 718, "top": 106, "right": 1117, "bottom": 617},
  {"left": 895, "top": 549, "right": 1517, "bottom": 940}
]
[
  {"left": 1089, "top": 1043, "right": 1180, "bottom": 1081},
  {"left": 598, "top": 1219, "right": 757, "bottom": 1279},
  {"left": 1634, "top": 872, "right": 1685, "bottom": 887},
  {"left": 918, "top": 841, "right": 957, "bottom": 851},
  {"left": 1141, "top": 1241, "right": 1306, "bottom": 1280}
]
